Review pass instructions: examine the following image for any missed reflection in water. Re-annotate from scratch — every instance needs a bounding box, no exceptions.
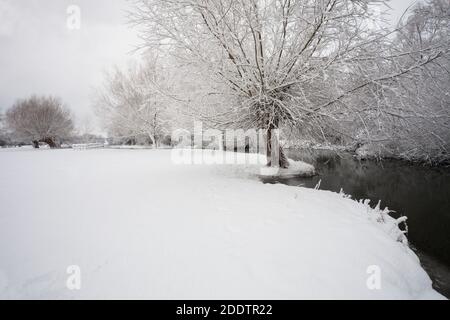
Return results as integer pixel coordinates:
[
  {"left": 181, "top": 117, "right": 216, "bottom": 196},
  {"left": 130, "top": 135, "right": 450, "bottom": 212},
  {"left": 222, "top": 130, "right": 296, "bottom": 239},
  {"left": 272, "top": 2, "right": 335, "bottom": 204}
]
[{"left": 261, "top": 149, "right": 450, "bottom": 298}]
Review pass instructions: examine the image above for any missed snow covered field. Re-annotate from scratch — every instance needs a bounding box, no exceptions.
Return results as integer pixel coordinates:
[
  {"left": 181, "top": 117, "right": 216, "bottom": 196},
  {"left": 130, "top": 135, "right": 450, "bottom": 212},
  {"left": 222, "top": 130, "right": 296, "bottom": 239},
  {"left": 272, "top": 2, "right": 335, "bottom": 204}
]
[{"left": 0, "top": 148, "right": 444, "bottom": 299}]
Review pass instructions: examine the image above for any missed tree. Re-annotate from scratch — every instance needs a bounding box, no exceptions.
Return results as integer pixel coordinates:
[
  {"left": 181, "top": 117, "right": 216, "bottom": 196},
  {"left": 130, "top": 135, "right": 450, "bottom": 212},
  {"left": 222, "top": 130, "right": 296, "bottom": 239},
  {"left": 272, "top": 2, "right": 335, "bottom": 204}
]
[
  {"left": 6, "top": 96, "right": 74, "bottom": 148},
  {"left": 94, "top": 60, "right": 174, "bottom": 148},
  {"left": 384, "top": 0, "right": 450, "bottom": 162},
  {"left": 130, "top": 0, "right": 448, "bottom": 167},
  {"left": 322, "top": 0, "right": 450, "bottom": 162},
  {"left": 0, "top": 112, "right": 10, "bottom": 147}
]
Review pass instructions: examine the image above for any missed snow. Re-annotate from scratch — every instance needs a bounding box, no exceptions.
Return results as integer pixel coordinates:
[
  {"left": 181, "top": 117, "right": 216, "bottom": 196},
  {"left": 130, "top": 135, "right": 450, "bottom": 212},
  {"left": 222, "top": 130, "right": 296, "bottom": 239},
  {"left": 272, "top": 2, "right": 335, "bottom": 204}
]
[
  {"left": 181, "top": 151, "right": 316, "bottom": 178},
  {"left": 0, "top": 148, "right": 444, "bottom": 300},
  {"left": 259, "top": 159, "right": 316, "bottom": 178}
]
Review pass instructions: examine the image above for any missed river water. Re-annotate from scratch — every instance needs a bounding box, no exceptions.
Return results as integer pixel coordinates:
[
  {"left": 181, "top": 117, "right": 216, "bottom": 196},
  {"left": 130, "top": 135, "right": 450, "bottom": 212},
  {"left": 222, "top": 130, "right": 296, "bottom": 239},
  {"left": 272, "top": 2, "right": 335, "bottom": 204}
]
[{"left": 261, "top": 149, "right": 450, "bottom": 298}]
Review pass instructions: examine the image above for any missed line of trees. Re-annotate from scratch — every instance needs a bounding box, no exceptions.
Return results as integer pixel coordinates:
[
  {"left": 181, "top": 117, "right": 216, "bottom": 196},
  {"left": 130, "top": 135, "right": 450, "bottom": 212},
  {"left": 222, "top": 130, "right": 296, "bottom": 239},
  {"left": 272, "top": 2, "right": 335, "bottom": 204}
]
[
  {"left": 93, "top": 59, "right": 176, "bottom": 148},
  {"left": 128, "top": 0, "right": 450, "bottom": 165},
  {"left": 3, "top": 0, "right": 447, "bottom": 165}
]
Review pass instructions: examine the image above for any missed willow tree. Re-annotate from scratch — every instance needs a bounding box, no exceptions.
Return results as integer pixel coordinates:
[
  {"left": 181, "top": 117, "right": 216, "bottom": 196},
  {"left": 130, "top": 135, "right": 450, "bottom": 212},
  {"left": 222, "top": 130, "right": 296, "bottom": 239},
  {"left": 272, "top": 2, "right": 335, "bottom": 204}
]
[
  {"left": 130, "top": 0, "right": 448, "bottom": 167},
  {"left": 6, "top": 96, "right": 74, "bottom": 148}
]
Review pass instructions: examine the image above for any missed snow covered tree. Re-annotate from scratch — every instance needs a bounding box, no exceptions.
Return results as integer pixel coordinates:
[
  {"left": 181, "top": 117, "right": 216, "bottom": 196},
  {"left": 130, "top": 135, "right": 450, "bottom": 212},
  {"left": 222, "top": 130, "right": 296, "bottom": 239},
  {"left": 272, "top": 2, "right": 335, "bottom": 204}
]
[
  {"left": 94, "top": 60, "right": 174, "bottom": 148},
  {"left": 321, "top": 0, "right": 450, "bottom": 162},
  {"left": 0, "top": 112, "right": 10, "bottom": 147},
  {"left": 130, "top": 0, "right": 448, "bottom": 167},
  {"left": 6, "top": 96, "right": 74, "bottom": 148},
  {"left": 385, "top": 0, "right": 450, "bottom": 162}
]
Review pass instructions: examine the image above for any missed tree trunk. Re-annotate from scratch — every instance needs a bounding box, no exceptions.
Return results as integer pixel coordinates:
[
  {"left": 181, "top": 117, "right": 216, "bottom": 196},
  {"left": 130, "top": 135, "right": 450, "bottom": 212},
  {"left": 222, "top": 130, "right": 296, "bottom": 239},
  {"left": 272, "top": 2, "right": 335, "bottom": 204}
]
[
  {"left": 266, "top": 127, "right": 289, "bottom": 168},
  {"left": 41, "top": 138, "right": 59, "bottom": 149},
  {"left": 32, "top": 140, "right": 40, "bottom": 149},
  {"left": 149, "top": 133, "right": 158, "bottom": 149}
]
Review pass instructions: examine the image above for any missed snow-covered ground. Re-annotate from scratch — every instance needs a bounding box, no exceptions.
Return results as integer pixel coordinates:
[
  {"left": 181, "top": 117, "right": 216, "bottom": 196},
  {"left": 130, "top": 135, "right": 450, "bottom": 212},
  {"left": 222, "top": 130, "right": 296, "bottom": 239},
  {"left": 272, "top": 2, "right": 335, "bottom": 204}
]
[{"left": 0, "top": 148, "right": 444, "bottom": 299}]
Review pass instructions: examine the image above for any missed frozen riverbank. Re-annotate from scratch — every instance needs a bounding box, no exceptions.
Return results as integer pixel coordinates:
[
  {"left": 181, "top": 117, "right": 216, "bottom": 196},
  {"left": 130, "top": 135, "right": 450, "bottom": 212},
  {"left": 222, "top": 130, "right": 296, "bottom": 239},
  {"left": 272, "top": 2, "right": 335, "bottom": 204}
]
[{"left": 0, "top": 149, "right": 444, "bottom": 299}]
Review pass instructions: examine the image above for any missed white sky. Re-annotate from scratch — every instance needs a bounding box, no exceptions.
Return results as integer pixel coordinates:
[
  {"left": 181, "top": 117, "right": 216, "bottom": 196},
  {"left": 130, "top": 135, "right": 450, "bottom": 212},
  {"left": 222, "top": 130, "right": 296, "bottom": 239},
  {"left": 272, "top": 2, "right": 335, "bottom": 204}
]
[
  {"left": 0, "top": 0, "right": 139, "bottom": 130},
  {"left": 0, "top": 0, "right": 416, "bottom": 129}
]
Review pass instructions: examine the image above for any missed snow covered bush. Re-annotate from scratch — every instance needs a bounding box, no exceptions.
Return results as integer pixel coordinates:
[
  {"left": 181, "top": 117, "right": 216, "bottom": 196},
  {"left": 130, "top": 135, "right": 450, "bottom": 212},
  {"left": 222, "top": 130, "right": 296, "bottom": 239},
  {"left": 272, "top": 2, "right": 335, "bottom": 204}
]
[{"left": 356, "top": 198, "right": 409, "bottom": 245}]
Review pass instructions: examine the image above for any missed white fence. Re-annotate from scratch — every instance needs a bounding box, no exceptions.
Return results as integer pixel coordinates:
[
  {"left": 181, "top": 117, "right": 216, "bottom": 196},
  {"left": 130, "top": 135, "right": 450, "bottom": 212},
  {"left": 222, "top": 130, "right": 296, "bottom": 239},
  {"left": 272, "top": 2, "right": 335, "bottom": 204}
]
[{"left": 72, "top": 143, "right": 105, "bottom": 150}]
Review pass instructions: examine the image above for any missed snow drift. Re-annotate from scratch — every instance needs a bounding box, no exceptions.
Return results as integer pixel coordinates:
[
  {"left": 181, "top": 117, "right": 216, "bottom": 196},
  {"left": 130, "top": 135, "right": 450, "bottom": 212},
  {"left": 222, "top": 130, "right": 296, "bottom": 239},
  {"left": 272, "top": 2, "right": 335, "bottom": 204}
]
[{"left": 0, "top": 148, "right": 444, "bottom": 299}]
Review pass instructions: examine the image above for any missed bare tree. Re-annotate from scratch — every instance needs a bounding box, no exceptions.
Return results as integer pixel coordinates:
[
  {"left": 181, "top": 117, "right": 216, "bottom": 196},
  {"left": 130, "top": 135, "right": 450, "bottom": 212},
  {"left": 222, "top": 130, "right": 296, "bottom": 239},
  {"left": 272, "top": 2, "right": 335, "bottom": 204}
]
[
  {"left": 0, "top": 112, "right": 10, "bottom": 147},
  {"left": 130, "top": 0, "right": 449, "bottom": 167},
  {"left": 6, "top": 96, "right": 74, "bottom": 148},
  {"left": 94, "top": 60, "right": 174, "bottom": 148}
]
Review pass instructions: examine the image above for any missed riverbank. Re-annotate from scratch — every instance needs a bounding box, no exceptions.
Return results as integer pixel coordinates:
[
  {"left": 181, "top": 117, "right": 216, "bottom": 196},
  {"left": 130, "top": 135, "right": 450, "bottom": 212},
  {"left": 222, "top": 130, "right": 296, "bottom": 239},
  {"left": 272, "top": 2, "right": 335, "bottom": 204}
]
[
  {"left": 277, "top": 148, "right": 450, "bottom": 297},
  {"left": 0, "top": 148, "right": 444, "bottom": 299},
  {"left": 284, "top": 142, "right": 450, "bottom": 167}
]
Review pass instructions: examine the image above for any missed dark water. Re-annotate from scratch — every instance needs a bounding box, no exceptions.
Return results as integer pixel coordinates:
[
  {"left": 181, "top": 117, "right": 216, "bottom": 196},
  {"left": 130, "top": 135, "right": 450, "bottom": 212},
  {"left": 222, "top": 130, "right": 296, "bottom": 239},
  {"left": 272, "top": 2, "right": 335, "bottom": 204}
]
[{"left": 262, "top": 149, "right": 450, "bottom": 298}]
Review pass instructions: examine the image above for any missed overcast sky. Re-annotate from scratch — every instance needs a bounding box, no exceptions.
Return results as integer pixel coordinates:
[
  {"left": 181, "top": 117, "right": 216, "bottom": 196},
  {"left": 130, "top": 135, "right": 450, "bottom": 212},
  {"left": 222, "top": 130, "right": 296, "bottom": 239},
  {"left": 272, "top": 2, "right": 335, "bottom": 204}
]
[
  {"left": 0, "top": 0, "right": 415, "bottom": 130},
  {"left": 0, "top": 0, "right": 139, "bottom": 130}
]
